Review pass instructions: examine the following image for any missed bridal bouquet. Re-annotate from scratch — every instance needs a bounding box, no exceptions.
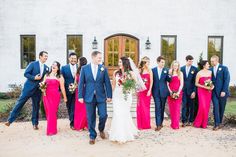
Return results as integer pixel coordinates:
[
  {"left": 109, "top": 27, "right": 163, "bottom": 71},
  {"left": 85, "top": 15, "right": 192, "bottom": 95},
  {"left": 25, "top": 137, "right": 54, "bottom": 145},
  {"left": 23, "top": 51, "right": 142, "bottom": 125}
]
[
  {"left": 39, "top": 82, "right": 47, "bottom": 96},
  {"left": 68, "top": 82, "right": 77, "bottom": 94},
  {"left": 204, "top": 79, "right": 213, "bottom": 90},
  {"left": 120, "top": 71, "right": 136, "bottom": 101},
  {"left": 171, "top": 91, "right": 179, "bottom": 99}
]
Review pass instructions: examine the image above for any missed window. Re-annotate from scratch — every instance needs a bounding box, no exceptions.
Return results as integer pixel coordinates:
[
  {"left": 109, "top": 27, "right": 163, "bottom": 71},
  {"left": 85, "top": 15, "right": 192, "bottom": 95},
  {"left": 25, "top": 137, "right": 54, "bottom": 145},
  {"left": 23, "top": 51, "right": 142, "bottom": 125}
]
[
  {"left": 161, "top": 35, "right": 177, "bottom": 67},
  {"left": 67, "top": 35, "right": 82, "bottom": 61},
  {"left": 20, "top": 35, "right": 36, "bottom": 69},
  {"left": 208, "top": 36, "right": 223, "bottom": 64}
]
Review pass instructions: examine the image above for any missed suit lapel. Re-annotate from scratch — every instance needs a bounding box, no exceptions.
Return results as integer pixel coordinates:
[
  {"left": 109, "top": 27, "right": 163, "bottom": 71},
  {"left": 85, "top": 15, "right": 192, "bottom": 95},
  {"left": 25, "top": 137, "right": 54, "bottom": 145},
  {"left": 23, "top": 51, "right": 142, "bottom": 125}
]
[
  {"left": 183, "top": 66, "right": 187, "bottom": 79},
  {"left": 216, "top": 64, "right": 222, "bottom": 78},
  {"left": 95, "top": 64, "right": 101, "bottom": 81},
  {"left": 67, "top": 64, "right": 74, "bottom": 79}
]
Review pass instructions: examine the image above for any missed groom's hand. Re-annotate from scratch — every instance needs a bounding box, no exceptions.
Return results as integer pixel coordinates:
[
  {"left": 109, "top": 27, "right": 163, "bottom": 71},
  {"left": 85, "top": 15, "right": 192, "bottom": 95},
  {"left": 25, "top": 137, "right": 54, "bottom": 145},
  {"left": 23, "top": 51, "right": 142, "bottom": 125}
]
[
  {"left": 106, "top": 98, "right": 112, "bottom": 103},
  {"left": 79, "top": 98, "right": 84, "bottom": 103},
  {"left": 35, "top": 74, "right": 42, "bottom": 80}
]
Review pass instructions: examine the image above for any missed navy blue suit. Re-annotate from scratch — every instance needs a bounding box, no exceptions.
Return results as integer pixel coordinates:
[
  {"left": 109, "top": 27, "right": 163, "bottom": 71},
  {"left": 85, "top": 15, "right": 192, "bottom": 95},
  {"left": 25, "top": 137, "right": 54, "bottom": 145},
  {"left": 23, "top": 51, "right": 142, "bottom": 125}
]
[
  {"left": 8, "top": 61, "right": 48, "bottom": 125},
  {"left": 61, "top": 64, "right": 78, "bottom": 127},
  {"left": 181, "top": 65, "right": 198, "bottom": 123},
  {"left": 152, "top": 67, "right": 172, "bottom": 127},
  {"left": 210, "top": 64, "right": 230, "bottom": 127},
  {"left": 79, "top": 63, "right": 112, "bottom": 139}
]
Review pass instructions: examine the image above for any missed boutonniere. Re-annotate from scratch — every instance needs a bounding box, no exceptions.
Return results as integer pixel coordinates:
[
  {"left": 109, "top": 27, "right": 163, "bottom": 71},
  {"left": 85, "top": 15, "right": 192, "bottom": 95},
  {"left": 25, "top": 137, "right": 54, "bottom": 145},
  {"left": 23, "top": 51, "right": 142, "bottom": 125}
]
[
  {"left": 46, "top": 67, "right": 49, "bottom": 72},
  {"left": 164, "top": 70, "right": 167, "bottom": 73},
  {"left": 191, "top": 71, "right": 194, "bottom": 74},
  {"left": 100, "top": 67, "right": 104, "bottom": 72},
  {"left": 219, "top": 67, "right": 222, "bottom": 71}
]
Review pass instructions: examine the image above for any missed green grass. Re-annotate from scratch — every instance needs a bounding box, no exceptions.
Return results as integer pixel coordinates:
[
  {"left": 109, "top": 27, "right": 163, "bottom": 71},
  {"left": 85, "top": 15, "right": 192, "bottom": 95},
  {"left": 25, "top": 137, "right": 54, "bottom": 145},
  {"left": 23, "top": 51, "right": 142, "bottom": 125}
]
[
  {"left": 0, "top": 99, "right": 16, "bottom": 113},
  {"left": 225, "top": 100, "right": 236, "bottom": 115}
]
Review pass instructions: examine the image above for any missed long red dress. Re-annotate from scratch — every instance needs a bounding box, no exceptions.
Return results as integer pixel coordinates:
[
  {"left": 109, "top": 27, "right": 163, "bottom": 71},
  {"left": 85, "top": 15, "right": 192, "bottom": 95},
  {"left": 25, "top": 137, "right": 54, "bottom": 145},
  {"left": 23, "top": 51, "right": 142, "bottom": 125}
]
[
  {"left": 43, "top": 79, "right": 60, "bottom": 136},
  {"left": 194, "top": 76, "right": 212, "bottom": 128},
  {"left": 74, "top": 74, "right": 88, "bottom": 131},
  {"left": 167, "top": 75, "right": 182, "bottom": 129},
  {"left": 137, "top": 73, "right": 152, "bottom": 130}
]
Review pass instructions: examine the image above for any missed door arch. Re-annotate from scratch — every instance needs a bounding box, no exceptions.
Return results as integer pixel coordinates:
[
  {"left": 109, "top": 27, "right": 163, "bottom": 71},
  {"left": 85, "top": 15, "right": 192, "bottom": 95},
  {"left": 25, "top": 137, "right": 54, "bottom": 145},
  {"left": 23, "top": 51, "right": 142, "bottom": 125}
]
[{"left": 104, "top": 34, "right": 139, "bottom": 77}]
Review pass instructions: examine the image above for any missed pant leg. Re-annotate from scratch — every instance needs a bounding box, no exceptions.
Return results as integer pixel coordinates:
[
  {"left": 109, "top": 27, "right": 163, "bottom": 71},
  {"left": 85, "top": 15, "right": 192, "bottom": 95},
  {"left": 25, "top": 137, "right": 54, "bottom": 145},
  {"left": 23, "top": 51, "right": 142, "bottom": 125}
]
[
  {"left": 188, "top": 96, "right": 195, "bottom": 123},
  {"left": 66, "top": 94, "right": 75, "bottom": 127},
  {"left": 160, "top": 97, "right": 167, "bottom": 125},
  {"left": 8, "top": 92, "right": 31, "bottom": 123},
  {"left": 212, "top": 93, "right": 220, "bottom": 127},
  {"left": 153, "top": 97, "right": 162, "bottom": 126},
  {"left": 181, "top": 92, "right": 187, "bottom": 123},
  {"left": 85, "top": 96, "right": 97, "bottom": 139},
  {"left": 97, "top": 102, "right": 108, "bottom": 132},
  {"left": 219, "top": 96, "right": 227, "bottom": 124},
  {"left": 31, "top": 90, "right": 42, "bottom": 125}
]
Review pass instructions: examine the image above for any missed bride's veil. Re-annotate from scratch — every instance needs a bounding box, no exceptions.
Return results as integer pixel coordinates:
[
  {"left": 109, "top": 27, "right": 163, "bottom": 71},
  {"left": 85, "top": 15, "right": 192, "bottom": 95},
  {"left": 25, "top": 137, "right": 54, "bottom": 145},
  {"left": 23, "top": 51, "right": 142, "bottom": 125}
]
[{"left": 128, "top": 57, "right": 147, "bottom": 92}]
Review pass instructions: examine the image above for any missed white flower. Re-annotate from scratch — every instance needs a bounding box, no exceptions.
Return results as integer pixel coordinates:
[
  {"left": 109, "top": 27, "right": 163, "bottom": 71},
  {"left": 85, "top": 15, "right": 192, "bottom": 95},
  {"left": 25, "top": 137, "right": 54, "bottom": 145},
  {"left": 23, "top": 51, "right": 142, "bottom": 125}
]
[
  {"left": 191, "top": 71, "right": 194, "bottom": 74},
  {"left": 219, "top": 67, "right": 222, "bottom": 71},
  {"left": 46, "top": 67, "right": 49, "bottom": 71},
  {"left": 164, "top": 70, "right": 167, "bottom": 73},
  {"left": 100, "top": 67, "right": 104, "bottom": 71}
]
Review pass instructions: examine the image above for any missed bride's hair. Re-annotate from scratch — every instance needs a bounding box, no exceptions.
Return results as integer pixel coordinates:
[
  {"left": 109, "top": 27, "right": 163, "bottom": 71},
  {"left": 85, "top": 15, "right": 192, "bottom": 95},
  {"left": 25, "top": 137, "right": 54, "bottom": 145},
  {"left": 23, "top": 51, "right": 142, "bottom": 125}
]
[
  {"left": 116, "top": 56, "right": 132, "bottom": 76},
  {"left": 47, "top": 61, "right": 61, "bottom": 78}
]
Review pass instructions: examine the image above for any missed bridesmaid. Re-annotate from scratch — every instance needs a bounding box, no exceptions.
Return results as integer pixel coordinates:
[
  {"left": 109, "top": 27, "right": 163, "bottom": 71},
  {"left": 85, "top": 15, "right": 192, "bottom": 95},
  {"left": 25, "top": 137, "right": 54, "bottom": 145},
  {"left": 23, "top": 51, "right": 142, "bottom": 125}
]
[
  {"left": 194, "top": 60, "right": 214, "bottom": 128},
  {"left": 137, "top": 56, "right": 153, "bottom": 130},
  {"left": 74, "top": 57, "right": 88, "bottom": 131},
  {"left": 167, "top": 61, "right": 183, "bottom": 129},
  {"left": 42, "top": 61, "right": 67, "bottom": 136}
]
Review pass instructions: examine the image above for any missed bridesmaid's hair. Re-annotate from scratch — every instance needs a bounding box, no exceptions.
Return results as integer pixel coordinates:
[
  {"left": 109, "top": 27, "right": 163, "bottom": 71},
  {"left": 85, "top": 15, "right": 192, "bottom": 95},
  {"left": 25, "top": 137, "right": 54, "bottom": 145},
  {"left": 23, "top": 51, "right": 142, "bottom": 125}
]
[
  {"left": 76, "top": 57, "right": 87, "bottom": 75},
  {"left": 198, "top": 60, "right": 208, "bottom": 70},
  {"left": 47, "top": 61, "right": 61, "bottom": 78},
  {"left": 170, "top": 60, "right": 181, "bottom": 78},
  {"left": 139, "top": 56, "right": 150, "bottom": 74},
  {"left": 116, "top": 56, "right": 132, "bottom": 76}
]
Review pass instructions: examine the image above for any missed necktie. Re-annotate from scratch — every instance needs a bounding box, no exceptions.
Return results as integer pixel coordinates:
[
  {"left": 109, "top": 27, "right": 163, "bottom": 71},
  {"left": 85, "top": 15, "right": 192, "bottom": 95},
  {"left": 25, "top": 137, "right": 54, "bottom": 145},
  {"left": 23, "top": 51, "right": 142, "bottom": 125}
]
[
  {"left": 40, "top": 64, "right": 44, "bottom": 76},
  {"left": 186, "top": 66, "right": 189, "bottom": 78},
  {"left": 93, "top": 64, "right": 97, "bottom": 80}
]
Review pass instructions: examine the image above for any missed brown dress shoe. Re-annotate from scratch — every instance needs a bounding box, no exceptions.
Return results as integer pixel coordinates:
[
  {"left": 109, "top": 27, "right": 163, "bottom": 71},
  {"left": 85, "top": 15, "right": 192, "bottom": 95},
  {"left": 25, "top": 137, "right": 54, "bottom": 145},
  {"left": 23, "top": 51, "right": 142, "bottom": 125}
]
[
  {"left": 187, "top": 122, "right": 193, "bottom": 126},
  {"left": 219, "top": 124, "right": 224, "bottom": 129},
  {"left": 213, "top": 126, "right": 220, "bottom": 131},
  {"left": 155, "top": 126, "right": 162, "bottom": 131},
  {"left": 100, "top": 131, "right": 106, "bottom": 139},
  {"left": 89, "top": 139, "right": 95, "bottom": 145},
  {"left": 182, "top": 123, "right": 187, "bottom": 127},
  {"left": 5, "top": 121, "right": 11, "bottom": 127},
  {"left": 33, "top": 125, "right": 39, "bottom": 130}
]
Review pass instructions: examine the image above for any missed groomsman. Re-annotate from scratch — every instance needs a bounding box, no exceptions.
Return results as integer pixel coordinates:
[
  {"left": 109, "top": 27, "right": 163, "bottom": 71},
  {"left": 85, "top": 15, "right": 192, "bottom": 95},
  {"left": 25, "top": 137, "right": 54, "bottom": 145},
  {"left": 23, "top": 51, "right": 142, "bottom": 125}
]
[
  {"left": 210, "top": 55, "right": 230, "bottom": 130},
  {"left": 181, "top": 55, "right": 198, "bottom": 127},
  {"left": 5, "top": 51, "right": 49, "bottom": 130},
  {"left": 152, "top": 56, "right": 172, "bottom": 131},
  {"left": 61, "top": 52, "right": 78, "bottom": 130}
]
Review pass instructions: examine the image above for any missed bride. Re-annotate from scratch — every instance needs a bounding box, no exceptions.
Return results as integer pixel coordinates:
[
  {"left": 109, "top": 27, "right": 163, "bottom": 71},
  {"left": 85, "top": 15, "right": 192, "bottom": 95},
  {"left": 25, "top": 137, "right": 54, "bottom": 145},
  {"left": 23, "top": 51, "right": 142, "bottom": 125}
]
[{"left": 109, "top": 56, "right": 146, "bottom": 143}]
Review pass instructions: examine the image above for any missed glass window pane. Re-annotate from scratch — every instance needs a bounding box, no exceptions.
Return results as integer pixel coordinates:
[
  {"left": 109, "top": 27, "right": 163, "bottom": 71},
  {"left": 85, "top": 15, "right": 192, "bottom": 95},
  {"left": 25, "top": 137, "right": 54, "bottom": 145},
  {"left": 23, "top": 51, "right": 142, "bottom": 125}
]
[
  {"left": 161, "top": 36, "right": 176, "bottom": 67},
  {"left": 208, "top": 36, "right": 223, "bottom": 64},
  {"left": 21, "top": 35, "right": 36, "bottom": 69},
  {"left": 67, "top": 35, "right": 82, "bottom": 59}
]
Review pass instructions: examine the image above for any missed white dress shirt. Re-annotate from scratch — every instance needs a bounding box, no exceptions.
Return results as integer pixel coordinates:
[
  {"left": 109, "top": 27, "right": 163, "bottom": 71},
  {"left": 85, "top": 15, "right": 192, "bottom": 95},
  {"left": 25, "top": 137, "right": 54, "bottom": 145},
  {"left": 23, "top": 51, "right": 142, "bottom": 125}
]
[
  {"left": 91, "top": 62, "right": 98, "bottom": 80},
  {"left": 70, "top": 63, "right": 76, "bottom": 78},
  {"left": 214, "top": 63, "right": 219, "bottom": 78},
  {"left": 39, "top": 61, "right": 44, "bottom": 76}
]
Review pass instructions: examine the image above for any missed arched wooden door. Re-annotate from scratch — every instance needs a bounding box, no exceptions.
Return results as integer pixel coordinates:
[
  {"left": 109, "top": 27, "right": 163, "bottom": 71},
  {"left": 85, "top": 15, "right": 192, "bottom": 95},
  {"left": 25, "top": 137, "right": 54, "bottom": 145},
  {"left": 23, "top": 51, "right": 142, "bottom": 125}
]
[{"left": 104, "top": 34, "right": 139, "bottom": 77}]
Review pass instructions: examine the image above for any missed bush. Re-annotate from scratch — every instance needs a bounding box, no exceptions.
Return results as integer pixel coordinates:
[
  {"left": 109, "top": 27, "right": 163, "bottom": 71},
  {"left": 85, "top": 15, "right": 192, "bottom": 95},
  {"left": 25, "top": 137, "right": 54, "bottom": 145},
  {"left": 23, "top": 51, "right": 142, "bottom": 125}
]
[
  {"left": 229, "top": 85, "right": 236, "bottom": 98},
  {"left": 0, "top": 92, "right": 11, "bottom": 99},
  {"left": 7, "top": 84, "right": 22, "bottom": 98}
]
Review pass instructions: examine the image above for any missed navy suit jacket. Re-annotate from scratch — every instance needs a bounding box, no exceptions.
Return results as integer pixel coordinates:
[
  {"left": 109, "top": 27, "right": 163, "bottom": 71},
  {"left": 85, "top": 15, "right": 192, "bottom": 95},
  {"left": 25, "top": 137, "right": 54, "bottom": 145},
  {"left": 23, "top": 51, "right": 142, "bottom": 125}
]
[
  {"left": 23, "top": 61, "right": 48, "bottom": 93},
  {"left": 61, "top": 64, "right": 78, "bottom": 95},
  {"left": 78, "top": 63, "right": 112, "bottom": 103},
  {"left": 152, "top": 67, "right": 172, "bottom": 98},
  {"left": 210, "top": 64, "right": 230, "bottom": 97},
  {"left": 181, "top": 65, "right": 198, "bottom": 95}
]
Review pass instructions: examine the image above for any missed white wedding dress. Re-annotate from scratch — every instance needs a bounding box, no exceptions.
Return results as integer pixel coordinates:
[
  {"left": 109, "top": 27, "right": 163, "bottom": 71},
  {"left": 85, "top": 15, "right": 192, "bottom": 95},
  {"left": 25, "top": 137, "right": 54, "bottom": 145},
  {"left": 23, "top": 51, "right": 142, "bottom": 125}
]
[{"left": 109, "top": 74, "right": 138, "bottom": 143}]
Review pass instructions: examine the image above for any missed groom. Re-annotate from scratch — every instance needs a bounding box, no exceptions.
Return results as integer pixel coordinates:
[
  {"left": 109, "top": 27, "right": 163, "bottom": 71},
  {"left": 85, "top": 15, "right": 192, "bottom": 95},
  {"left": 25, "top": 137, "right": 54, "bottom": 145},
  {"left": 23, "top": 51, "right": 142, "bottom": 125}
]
[
  {"left": 78, "top": 51, "right": 112, "bottom": 145},
  {"left": 210, "top": 55, "right": 230, "bottom": 130},
  {"left": 152, "top": 56, "right": 172, "bottom": 131},
  {"left": 5, "top": 51, "right": 49, "bottom": 130}
]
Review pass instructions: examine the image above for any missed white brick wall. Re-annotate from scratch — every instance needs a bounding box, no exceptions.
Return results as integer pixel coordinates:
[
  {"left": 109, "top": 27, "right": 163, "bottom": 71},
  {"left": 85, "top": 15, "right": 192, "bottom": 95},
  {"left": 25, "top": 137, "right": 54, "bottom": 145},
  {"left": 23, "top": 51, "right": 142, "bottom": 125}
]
[{"left": 0, "top": 0, "right": 236, "bottom": 91}]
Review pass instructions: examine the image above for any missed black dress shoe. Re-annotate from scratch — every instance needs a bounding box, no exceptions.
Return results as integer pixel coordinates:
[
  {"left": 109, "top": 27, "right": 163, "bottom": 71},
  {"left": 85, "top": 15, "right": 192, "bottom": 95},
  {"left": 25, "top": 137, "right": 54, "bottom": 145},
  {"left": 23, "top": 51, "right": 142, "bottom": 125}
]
[
  {"left": 5, "top": 121, "right": 11, "bottom": 127},
  {"left": 70, "top": 126, "right": 75, "bottom": 130},
  {"left": 33, "top": 125, "right": 39, "bottom": 130},
  {"left": 89, "top": 139, "right": 95, "bottom": 145}
]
